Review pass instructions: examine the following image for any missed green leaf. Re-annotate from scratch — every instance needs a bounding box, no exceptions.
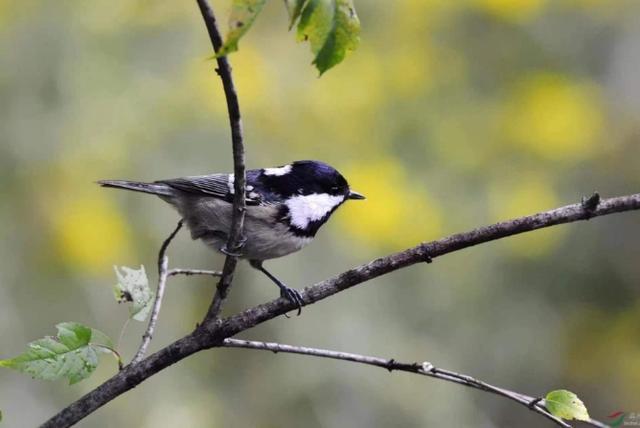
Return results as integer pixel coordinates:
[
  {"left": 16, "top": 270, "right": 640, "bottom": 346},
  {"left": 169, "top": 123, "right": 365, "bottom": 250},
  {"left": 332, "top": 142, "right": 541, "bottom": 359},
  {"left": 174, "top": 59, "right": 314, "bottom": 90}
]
[
  {"left": 545, "top": 389, "right": 590, "bottom": 421},
  {"left": 284, "top": 0, "right": 308, "bottom": 29},
  {"left": 0, "top": 322, "right": 113, "bottom": 385},
  {"left": 217, "top": 0, "right": 267, "bottom": 57},
  {"left": 296, "top": 0, "right": 360, "bottom": 75},
  {"left": 114, "top": 265, "right": 154, "bottom": 322}
]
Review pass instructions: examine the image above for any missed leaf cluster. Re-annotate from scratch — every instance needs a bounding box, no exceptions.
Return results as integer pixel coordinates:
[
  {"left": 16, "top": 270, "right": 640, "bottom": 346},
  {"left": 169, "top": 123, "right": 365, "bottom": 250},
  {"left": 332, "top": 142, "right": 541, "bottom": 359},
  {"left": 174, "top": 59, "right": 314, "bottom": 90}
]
[
  {"left": 218, "top": 0, "right": 360, "bottom": 74},
  {"left": 0, "top": 265, "right": 151, "bottom": 384}
]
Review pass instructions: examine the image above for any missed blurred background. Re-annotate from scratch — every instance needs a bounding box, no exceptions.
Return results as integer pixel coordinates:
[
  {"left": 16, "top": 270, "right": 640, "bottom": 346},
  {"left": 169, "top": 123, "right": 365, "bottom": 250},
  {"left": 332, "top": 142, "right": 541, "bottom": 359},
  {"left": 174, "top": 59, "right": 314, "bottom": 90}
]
[{"left": 1, "top": 0, "right": 639, "bottom": 426}]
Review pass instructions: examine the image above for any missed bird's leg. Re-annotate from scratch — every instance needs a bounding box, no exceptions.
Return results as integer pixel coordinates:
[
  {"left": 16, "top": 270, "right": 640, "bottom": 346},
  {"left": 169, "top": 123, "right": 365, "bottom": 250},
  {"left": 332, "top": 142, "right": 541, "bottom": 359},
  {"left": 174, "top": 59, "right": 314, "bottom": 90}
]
[{"left": 249, "top": 260, "right": 304, "bottom": 316}]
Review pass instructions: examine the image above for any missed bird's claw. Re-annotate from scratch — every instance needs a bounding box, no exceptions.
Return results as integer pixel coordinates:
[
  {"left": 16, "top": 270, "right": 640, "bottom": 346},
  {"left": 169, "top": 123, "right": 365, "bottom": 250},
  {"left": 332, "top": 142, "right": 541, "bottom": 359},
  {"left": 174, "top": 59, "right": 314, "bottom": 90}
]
[
  {"left": 280, "top": 286, "right": 304, "bottom": 317},
  {"left": 220, "top": 237, "right": 246, "bottom": 257},
  {"left": 220, "top": 246, "right": 241, "bottom": 257}
]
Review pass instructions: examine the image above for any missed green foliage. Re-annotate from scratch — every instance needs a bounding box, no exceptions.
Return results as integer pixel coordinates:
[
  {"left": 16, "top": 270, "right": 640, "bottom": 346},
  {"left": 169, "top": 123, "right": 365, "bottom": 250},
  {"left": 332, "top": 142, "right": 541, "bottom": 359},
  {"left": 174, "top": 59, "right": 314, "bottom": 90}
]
[
  {"left": 0, "top": 323, "right": 115, "bottom": 385},
  {"left": 545, "top": 390, "right": 590, "bottom": 421},
  {"left": 217, "top": 0, "right": 268, "bottom": 57},
  {"left": 284, "top": 0, "right": 307, "bottom": 29},
  {"left": 113, "top": 265, "right": 153, "bottom": 322},
  {"left": 218, "top": 0, "right": 360, "bottom": 74},
  {"left": 295, "top": 0, "right": 360, "bottom": 74}
]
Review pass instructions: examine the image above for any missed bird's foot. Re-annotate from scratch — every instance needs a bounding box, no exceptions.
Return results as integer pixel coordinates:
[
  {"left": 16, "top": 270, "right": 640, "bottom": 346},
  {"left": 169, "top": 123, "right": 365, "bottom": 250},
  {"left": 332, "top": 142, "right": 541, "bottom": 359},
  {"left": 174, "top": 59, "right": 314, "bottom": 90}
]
[
  {"left": 220, "top": 236, "right": 246, "bottom": 257},
  {"left": 279, "top": 286, "right": 304, "bottom": 317},
  {"left": 220, "top": 246, "right": 241, "bottom": 257}
]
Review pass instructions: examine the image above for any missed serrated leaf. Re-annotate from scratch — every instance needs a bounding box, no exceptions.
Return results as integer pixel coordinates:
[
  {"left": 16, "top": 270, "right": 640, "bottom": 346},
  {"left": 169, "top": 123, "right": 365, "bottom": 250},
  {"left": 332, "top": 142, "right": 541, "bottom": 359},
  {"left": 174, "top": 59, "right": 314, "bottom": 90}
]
[
  {"left": 296, "top": 0, "right": 360, "bottom": 75},
  {"left": 114, "top": 265, "right": 154, "bottom": 322},
  {"left": 217, "top": 0, "right": 267, "bottom": 57},
  {"left": 0, "top": 322, "right": 113, "bottom": 385},
  {"left": 284, "top": 0, "right": 308, "bottom": 29},
  {"left": 545, "top": 389, "right": 590, "bottom": 421}
]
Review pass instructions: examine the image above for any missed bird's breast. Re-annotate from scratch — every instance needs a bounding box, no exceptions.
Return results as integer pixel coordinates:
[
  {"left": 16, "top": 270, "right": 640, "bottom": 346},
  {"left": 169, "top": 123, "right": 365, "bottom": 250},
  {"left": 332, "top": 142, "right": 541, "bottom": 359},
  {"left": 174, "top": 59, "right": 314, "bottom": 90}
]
[{"left": 189, "top": 201, "right": 313, "bottom": 260}]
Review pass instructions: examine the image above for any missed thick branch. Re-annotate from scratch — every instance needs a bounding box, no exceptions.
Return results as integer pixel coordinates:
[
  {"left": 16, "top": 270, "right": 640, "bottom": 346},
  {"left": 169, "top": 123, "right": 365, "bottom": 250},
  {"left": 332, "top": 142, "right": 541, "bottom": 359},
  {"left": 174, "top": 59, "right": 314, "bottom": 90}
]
[
  {"left": 212, "top": 192, "right": 640, "bottom": 331},
  {"left": 42, "top": 192, "right": 639, "bottom": 427},
  {"left": 131, "top": 219, "right": 183, "bottom": 364},
  {"left": 223, "top": 338, "right": 598, "bottom": 427},
  {"left": 41, "top": 332, "right": 208, "bottom": 428},
  {"left": 196, "top": 0, "right": 247, "bottom": 322}
]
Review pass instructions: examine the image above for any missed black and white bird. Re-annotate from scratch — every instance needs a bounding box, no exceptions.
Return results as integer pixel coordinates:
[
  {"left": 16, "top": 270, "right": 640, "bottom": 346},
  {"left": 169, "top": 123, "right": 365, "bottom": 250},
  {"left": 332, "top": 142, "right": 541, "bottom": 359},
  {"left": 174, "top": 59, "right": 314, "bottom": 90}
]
[{"left": 99, "top": 160, "right": 365, "bottom": 314}]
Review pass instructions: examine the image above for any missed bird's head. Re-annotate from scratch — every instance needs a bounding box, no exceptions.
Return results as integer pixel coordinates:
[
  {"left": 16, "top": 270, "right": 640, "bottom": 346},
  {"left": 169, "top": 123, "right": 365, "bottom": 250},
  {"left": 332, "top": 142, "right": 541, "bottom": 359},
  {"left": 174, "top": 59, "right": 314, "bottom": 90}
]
[
  {"left": 261, "top": 160, "right": 365, "bottom": 236},
  {"left": 263, "top": 160, "right": 364, "bottom": 200}
]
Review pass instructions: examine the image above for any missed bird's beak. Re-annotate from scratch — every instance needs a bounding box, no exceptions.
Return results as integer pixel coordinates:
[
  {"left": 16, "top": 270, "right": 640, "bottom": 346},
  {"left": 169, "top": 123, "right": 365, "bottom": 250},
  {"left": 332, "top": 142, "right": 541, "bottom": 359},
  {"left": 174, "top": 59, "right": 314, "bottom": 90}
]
[{"left": 348, "top": 190, "right": 366, "bottom": 200}]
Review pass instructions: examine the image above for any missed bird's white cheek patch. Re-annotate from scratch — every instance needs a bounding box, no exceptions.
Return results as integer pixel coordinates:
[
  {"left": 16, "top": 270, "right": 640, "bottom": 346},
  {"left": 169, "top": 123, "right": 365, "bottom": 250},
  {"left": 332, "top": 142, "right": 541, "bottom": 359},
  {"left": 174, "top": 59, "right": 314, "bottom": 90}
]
[
  {"left": 263, "top": 165, "right": 292, "bottom": 176},
  {"left": 286, "top": 193, "right": 345, "bottom": 229}
]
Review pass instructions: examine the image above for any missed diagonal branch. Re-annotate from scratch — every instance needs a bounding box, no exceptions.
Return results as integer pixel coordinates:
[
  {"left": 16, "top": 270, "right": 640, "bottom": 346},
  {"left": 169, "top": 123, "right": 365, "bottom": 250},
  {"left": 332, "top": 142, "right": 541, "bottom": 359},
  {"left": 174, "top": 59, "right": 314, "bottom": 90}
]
[
  {"left": 223, "top": 338, "right": 611, "bottom": 428},
  {"left": 41, "top": 192, "right": 639, "bottom": 427},
  {"left": 212, "top": 192, "right": 640, "bottom": 329},
  {"left": 130, "top": 219, "right": 184, "bottom": 364},
  {"left": 196, "top": 0, "right": 247, "bottom": 322}
]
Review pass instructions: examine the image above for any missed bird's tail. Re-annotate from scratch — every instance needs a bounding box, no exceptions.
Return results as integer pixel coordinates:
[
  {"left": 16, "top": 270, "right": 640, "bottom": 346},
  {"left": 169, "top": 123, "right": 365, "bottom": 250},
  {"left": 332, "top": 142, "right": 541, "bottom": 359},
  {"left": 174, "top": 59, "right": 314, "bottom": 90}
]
[{"left": 97, "top": 180, "right": 174, "bottom": 197}]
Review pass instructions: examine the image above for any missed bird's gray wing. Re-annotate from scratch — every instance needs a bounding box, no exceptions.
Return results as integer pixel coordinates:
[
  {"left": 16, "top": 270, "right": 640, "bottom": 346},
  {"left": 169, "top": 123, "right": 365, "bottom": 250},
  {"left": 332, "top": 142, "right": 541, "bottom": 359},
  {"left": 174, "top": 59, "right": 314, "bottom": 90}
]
[
  {"left": 156, "top": 173, "right": 263, "bottom": 205},
  {"left": 157, "top": 174, "right": 232, "bottom": 198}
]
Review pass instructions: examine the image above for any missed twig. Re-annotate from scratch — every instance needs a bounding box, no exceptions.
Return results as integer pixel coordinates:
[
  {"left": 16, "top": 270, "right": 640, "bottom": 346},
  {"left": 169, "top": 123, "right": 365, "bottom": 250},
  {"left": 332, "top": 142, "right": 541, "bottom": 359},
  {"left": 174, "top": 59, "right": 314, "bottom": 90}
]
[
  {"left": 196, "top": 0, "right": 247, "bottom": 322},
  {"left": 168, "top": 268, "right": 223, "bottom": 277},
  {"left": 41, "top": 192, "right": 639, "bottom": 427},
  {"left": 222, "top": 339, "right": 584, "bottom": 428},
  {"left": 130, "top": 220, "right": 184, "bottom": 364}
]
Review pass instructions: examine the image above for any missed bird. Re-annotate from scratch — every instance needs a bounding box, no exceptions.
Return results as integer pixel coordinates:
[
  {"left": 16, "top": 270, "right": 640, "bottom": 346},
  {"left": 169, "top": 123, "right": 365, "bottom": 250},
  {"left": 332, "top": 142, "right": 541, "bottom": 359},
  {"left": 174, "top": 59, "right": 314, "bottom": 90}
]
[{"left": 98, "top": 160, "right": 365, "bottom": 315}]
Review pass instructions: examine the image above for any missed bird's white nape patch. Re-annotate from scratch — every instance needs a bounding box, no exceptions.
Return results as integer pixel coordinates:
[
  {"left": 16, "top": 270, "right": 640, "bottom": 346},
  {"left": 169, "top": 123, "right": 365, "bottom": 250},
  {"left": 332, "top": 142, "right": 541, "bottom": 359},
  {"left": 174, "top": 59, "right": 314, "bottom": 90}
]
[
  {"left": 285, "top": 193, "right": 345, "bottom": 229},
  {"left": 263, "top": 165, "right": 292, "bottom": 176}
]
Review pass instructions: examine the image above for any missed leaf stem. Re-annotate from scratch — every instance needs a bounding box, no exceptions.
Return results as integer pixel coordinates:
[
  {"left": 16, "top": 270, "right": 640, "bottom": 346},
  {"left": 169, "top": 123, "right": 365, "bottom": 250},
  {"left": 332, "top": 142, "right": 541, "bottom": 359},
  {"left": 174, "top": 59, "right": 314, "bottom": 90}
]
[
  {"left": 90, "top": 344, "right": 123, "bottom": 371},
  {"left": 115, "top": 318, "right": 130, "bottom": 353}
]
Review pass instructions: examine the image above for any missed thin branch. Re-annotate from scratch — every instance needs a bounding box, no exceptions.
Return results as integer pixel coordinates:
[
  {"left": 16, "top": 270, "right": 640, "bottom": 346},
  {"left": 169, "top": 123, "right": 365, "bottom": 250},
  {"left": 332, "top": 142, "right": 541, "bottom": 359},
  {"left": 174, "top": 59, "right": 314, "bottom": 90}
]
[
  {"left": 41, "top": 192, "right": 639, "bottom": 427},
  {"left": 223, "top": 338, "right": 594, "bottom": 428},
  {"left": 196, "top": 0, "right": 247, "bottom": 322},
  {"left": 168, "top": 268, "right": 223, "bottom": 277},
  {"left": 131, "top": 219, "right": 183, "bottom": 364}
]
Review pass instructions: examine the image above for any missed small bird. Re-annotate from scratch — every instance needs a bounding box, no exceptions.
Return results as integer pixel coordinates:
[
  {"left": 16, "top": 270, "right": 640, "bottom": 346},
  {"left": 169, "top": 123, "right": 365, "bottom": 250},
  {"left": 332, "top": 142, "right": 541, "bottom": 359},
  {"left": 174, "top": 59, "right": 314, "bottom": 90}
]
[{"left": 99, "top": 160, "right": 365, "bottom": 314}]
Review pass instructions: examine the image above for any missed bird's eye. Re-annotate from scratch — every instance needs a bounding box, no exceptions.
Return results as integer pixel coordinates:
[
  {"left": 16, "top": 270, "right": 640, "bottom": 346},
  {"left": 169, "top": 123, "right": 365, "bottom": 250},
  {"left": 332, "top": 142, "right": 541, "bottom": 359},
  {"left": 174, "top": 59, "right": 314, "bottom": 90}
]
[{"left": 331, "top": 186, "right": 340, "bottom": 192}]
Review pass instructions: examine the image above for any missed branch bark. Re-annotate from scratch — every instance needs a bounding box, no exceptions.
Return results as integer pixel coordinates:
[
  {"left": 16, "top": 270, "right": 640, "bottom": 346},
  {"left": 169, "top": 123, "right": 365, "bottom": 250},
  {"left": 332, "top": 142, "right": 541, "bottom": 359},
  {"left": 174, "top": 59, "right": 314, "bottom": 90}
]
[
  {"left": 41, "top": 192, "right": 640, "bottom": 427},
  {"left": 196, "top": 0, "right": 247, "bottom": 323}
]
